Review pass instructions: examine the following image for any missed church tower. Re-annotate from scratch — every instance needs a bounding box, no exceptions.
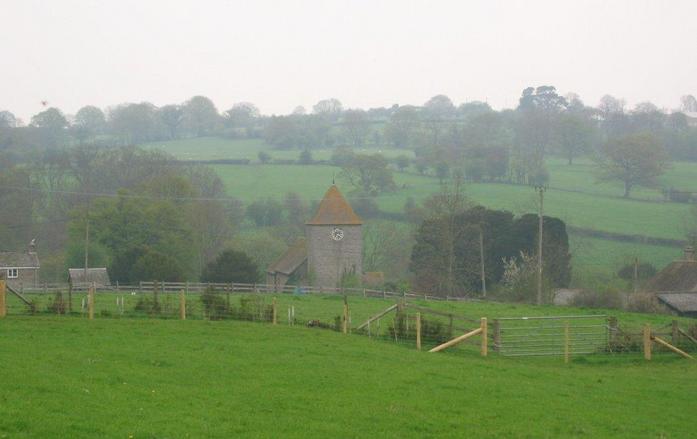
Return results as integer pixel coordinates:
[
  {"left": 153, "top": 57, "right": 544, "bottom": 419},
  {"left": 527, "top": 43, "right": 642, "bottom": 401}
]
[{"left": 306, "top": 185, "right": 363, "bottom": 287}]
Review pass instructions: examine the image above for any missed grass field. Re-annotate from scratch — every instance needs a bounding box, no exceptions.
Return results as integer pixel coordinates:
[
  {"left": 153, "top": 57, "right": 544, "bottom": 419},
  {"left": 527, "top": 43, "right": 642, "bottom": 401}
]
[
  {"left": 144, "top": 137, "right": 697, "bottom": 284},
  {"left": 2, "top": 313, "right": 696, "bottom": 438}
]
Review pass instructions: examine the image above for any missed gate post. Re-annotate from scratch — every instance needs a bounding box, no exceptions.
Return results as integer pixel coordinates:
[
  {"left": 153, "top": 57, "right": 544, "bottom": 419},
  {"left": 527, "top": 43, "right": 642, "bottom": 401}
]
[
  {"left": 0, "top": 279, "right": 6, "bottom": 318},
  {"left": 480, "top": 317, "right": 488, "bottom": 357},
  {"left": 643, "top": 324, "right": 652, "bottom": 361},
  {"left": 564, "top": 321, "right": 570, "bottom": 364}
]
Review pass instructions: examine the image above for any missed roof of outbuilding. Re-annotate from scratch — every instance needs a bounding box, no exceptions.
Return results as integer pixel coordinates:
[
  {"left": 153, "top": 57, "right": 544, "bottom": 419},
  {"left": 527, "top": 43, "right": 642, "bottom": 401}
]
[
  {"left": 0, "top": 252, "right": 39, "bottom": 268},
  {"left": 656, "top": 293, "right": 697, "bottom": 313},
  {"left": 68, "top": 268, "right": 111, "bottom": 286},
  {"left": 306, "top": 185, "right": 362, "bottom": 225},
  {"left": 267, "top": 239, "right": 307, "bottom": 275},
  {"left": 643, "top": 260, "right": 697, "bottom": 293}
]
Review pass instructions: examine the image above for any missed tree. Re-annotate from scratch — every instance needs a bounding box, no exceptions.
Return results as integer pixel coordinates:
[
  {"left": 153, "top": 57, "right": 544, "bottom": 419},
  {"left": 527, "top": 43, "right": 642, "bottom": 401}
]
[
  {"left": 596, "top": 133, "right": 669, "bottom": 198},
  {"left": 201, "top": 249, "right": 259, "bottom": 283},
  {"left": 424, "top": 94, "right": 456, "bottom": 119},
  {"left": 298, "top": 149, "right": 313, "bottom": 164},
  {"left": 132, "top": 247, "right": 185, "bottom": 282},
  {"left": 385, "top": 105, "right": 421, "bottom": 148},
  {"left": 342, "top": 109, "right": 369, "bottom": 147},
  {"left": 339, "top": 153, "right": 396, "bottom": 195},
  {"left": 258, "top": 151, "right": 271, "bottom": 164},
  {"left": 30, "top": 107, "right": 68, "bottom": 147},
  {"left": 312, "top": 98, "right": 343, "bottom": 121},
  {"left": 680, "top": 95, "right": 697, "bottom": 112},
  {"left": 73, "top": 106, "right": 105, "bottom": 143},
  {"left": 0, "top": 110, "right": 17, "bottom": 128},
  {"left": 224, "top": 102, "right": 259, "bottom": 137},
  {"left": 158, "top": 104, "right": 184, "bottom": 139},
  {"left": 557, "top": 112, "right": 595, "bottom": 165},
  {"left": 108, "top": 102, "right": 158, "bottom": 144},
  {"left": 183, "top": 95, "right": 219, "bottom": 136},
  {"left": 394, "top": 155, "right": 410, "bottom": 172},
  {"left": 598, "top": 94, "right": 625, "bottom": 117}
]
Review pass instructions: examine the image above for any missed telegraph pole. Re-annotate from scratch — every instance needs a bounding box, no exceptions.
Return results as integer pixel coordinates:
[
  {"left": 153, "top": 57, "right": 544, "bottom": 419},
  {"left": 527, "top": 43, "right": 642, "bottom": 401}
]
[
  {"left": 535, "top": 185, "right": 546, "bottom": 305},
  {"left": 479, "top": 225, "right": 487, "bottom": 297}
]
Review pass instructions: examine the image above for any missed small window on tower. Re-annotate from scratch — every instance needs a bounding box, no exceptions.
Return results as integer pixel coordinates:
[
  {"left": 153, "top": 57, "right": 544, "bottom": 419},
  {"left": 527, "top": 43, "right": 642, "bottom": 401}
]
[{"left": 7, "top": 268, "right": 19, "bottom": 279}]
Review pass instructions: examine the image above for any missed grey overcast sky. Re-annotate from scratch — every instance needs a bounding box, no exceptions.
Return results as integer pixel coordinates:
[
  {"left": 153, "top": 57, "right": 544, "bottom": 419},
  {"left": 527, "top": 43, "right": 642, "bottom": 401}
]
[{"left": 3, "top": 0, "right": 696, "bottom": 121}]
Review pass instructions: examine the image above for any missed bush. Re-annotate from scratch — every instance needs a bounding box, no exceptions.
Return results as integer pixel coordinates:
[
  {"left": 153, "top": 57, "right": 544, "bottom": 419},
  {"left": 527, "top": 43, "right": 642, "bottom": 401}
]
[
  {"left": 134, "top": 296, "right": 161, "bottom": 315},
  {"left": 625, "top": 292, "right": 663, "bottom": 314},
  {"left": 298, "top": 149, "right": 313, "bottom": 164},
  {"left": 47, "top": 291, "right": 67, "bottom": 314},
  {"left": 201, "top": 249, "right": 260, "bottom": 283},
  {"left": 200, "top": 287, "right": 230, "bottom": 320},
  {"left": 571, "top": 289, "right": 623, "bottom": 309}
]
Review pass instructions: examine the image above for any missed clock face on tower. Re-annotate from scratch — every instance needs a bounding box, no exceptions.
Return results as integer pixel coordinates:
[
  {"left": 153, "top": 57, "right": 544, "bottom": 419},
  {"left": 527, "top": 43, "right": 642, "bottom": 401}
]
[{"left": 330, "top": 227, "right": 344, "bottom": 241}]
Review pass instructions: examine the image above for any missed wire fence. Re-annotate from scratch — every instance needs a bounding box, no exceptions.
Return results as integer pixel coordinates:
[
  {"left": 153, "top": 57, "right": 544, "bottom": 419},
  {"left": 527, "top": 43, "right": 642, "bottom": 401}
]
[{"left": 2, "top": 282, "right": 696, "bottom": 361}]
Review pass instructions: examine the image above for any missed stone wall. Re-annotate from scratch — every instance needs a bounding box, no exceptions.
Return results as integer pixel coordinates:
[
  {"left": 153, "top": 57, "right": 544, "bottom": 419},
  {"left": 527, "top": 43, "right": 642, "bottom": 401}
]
[{"left": 306, "top": 225, "right": 362, "bottom": 288}]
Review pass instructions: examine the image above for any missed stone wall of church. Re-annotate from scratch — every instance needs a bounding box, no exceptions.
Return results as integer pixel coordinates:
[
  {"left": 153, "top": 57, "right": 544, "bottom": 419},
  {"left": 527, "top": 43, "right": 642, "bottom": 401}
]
[{"left": 306, "top": 224, "right": 362, "bottom": 288}]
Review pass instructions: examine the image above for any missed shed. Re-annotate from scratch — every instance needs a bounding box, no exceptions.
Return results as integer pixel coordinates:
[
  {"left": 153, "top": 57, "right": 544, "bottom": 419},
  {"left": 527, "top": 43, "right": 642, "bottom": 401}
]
[
  {"left": 656, "top": 293, "right": 697, "bottom": 318},
  {"left": 266, "top": 239, "right": 307, "bottom": 290},
  {"left": 68, "top": 268, "right": 111, "bottom": 289}
]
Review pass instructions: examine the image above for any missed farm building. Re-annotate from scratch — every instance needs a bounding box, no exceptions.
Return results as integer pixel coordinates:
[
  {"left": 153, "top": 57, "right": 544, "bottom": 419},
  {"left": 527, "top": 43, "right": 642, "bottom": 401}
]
[
  {"left": 266, "top": 184, "right": 363, "bottom": 289},
  {"left": 0, "top": 241, "right": 40, "bottom": 289},
  {"left": 68, "top": 268, "right": 111, "bottom": 289},
  {"left": 644, "top": 246, "right": 697, "bottom": 317}
]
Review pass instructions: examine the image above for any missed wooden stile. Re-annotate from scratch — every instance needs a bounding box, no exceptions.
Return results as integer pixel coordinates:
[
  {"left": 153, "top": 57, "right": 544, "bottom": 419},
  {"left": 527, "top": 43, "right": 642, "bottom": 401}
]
[
  {"left": 643, "top": 324, "right": 652, "bottom": 361},
  {"left": 429, "top": 327, "right": 483, "bottom": 353},
  {"left": 652, "top": 335, "right": 694, "bottom": 360},
  {"left": 0, "top": 279, "right": 6, "bottom": 318}
]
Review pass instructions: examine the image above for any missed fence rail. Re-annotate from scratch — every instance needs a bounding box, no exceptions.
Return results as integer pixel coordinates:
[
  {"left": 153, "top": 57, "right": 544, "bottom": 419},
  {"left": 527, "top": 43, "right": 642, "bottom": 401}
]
[{"left": 12, "top": 280, "right": 473, "bottom": 302}]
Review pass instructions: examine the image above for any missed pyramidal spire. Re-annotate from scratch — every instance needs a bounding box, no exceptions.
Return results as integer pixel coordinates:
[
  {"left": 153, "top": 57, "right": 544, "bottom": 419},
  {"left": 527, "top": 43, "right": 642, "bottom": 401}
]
[{"left": 306, "top": 185, "right": 362, "bottom": 225}]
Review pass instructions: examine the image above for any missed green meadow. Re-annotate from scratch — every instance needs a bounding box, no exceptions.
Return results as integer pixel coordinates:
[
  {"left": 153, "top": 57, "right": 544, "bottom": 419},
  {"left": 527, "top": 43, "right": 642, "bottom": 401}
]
[
  {"left": 145, "top": 137, "right": 697, "bottom": 283},
  {"left": 1, "top": 313, "right": 695, "bottom": 438}
]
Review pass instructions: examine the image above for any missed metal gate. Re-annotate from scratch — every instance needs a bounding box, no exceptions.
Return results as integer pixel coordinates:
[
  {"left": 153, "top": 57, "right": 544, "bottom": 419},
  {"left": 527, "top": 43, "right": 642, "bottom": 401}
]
[{"left": 492, "top": 315, "right": 608, "bottom": 357}]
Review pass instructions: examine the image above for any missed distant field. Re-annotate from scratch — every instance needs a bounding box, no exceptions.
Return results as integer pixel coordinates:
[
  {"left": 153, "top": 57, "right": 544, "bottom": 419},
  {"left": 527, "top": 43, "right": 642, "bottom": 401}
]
[
  {"left": 145, "top": 137, "right": 696, "bottom": 283},
  {"left": 1, "top": 316, "right": 695, "bottom": 437},
  {"left": 144, "top": 136, "right": 415, "bottom": 161},
  {"left": 213, "top": 164, "right": 692, "bottom": 240}
]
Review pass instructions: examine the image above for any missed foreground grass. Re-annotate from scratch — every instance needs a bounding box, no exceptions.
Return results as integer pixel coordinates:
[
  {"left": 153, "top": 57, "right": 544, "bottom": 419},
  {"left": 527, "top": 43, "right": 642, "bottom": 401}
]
[{"left": 1, "top": 316, "right": 695, "bottom": 438}]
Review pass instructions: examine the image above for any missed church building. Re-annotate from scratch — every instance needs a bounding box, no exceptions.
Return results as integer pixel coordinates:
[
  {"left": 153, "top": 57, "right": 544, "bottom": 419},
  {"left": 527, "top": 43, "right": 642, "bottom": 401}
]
[{"left": 266, "top": 185, "right": 363, "bottom": 289}]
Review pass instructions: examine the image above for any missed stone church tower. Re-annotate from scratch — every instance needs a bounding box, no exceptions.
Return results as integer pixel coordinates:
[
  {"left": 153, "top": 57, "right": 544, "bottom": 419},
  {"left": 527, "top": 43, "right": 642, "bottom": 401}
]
[{"left": 306, "top": 185, "right": 363, "bottom": 287}]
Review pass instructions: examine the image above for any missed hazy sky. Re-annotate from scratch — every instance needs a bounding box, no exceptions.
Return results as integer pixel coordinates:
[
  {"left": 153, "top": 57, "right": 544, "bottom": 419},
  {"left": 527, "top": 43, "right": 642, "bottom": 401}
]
[{"left": 3, "top": 0, "right": 696, "bottom": 121}]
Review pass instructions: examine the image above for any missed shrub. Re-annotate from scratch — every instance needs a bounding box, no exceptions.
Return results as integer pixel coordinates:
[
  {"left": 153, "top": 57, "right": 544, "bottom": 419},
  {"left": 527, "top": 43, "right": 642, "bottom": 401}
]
[
  {"left": 200, "top": 287, "right": 229, "bottom": 320},
  {"left": 625, "top": 292, "right": 663, "bottom": 314},
  {"left": 571, "top": 288, "right": 623, "bottom": 309},
  {"left": 47, "top": 291, "right": 67, "bottom": 314},
  {"left": 201, "top": 249, "right": 260, "bottom": 283},
  {"left": 134, "top": 296, "right": 161, "bottom": 315}
]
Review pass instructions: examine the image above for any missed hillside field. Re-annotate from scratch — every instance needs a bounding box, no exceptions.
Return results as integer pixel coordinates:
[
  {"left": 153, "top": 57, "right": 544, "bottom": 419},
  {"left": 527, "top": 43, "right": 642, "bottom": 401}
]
[
  {"left": 145, "top": 137, "right": 697, "bottom": 283},
  {"left": 1, "top": 311, "right": 696, "bottom": 438}
]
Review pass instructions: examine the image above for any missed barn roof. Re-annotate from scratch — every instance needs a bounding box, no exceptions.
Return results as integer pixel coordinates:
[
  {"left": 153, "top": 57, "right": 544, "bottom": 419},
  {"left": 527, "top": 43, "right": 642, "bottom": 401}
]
[
  {"left": 306, "top": 185, "right": 362, "bottom": 225},
  {"left": 267, "top": 239, "right": 307, "bottom": 275},
  {"left": 656, "top": 293, "right": 697, "bottom": 313},
  {"left": 643, "top": 260, "right": 697, "bottom": 293},
  {"left": 68, "top": 268, "right": 111, "bottom": 286},
  {"left": 0, "top": 251, "right": 39, "bottom": 268}
]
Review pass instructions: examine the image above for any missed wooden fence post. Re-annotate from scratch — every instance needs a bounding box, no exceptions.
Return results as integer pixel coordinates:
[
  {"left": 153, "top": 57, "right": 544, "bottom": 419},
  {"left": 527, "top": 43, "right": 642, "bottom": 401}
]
[
  {"left": 0, "top": 279, "right": 6, "bottom": 318},
  {"left": 179, "top": 289, "right": 186, "bottom": 320},
  {"left": 88, "top": 283, "right": 95, "bottom": 320},
  {"left": 415, "top": 312, "right": 421, "bottom": 351},
  {"left": 608, "top": 316, "right": 618, "bottom": 348},
  {"left": 672, "top": 320, "right": 679, "bottom": 345},
  {"left": 493, "top": 319, "right": 501, "bottom": 352},
  {"left": 564, "top": 321, "right": 570, "bottom": 364},
  {"left": 272, "top": 298, "right": 277, "bottom": 325},
  {"left": 480, "top": 317, "right": 488, "bottom": 357},
  {"left": 342, "top": 299, "right": 348, "bottom": 334},
  {"left": 643, "top": 324, "right": 652, "bottom": 361}
]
